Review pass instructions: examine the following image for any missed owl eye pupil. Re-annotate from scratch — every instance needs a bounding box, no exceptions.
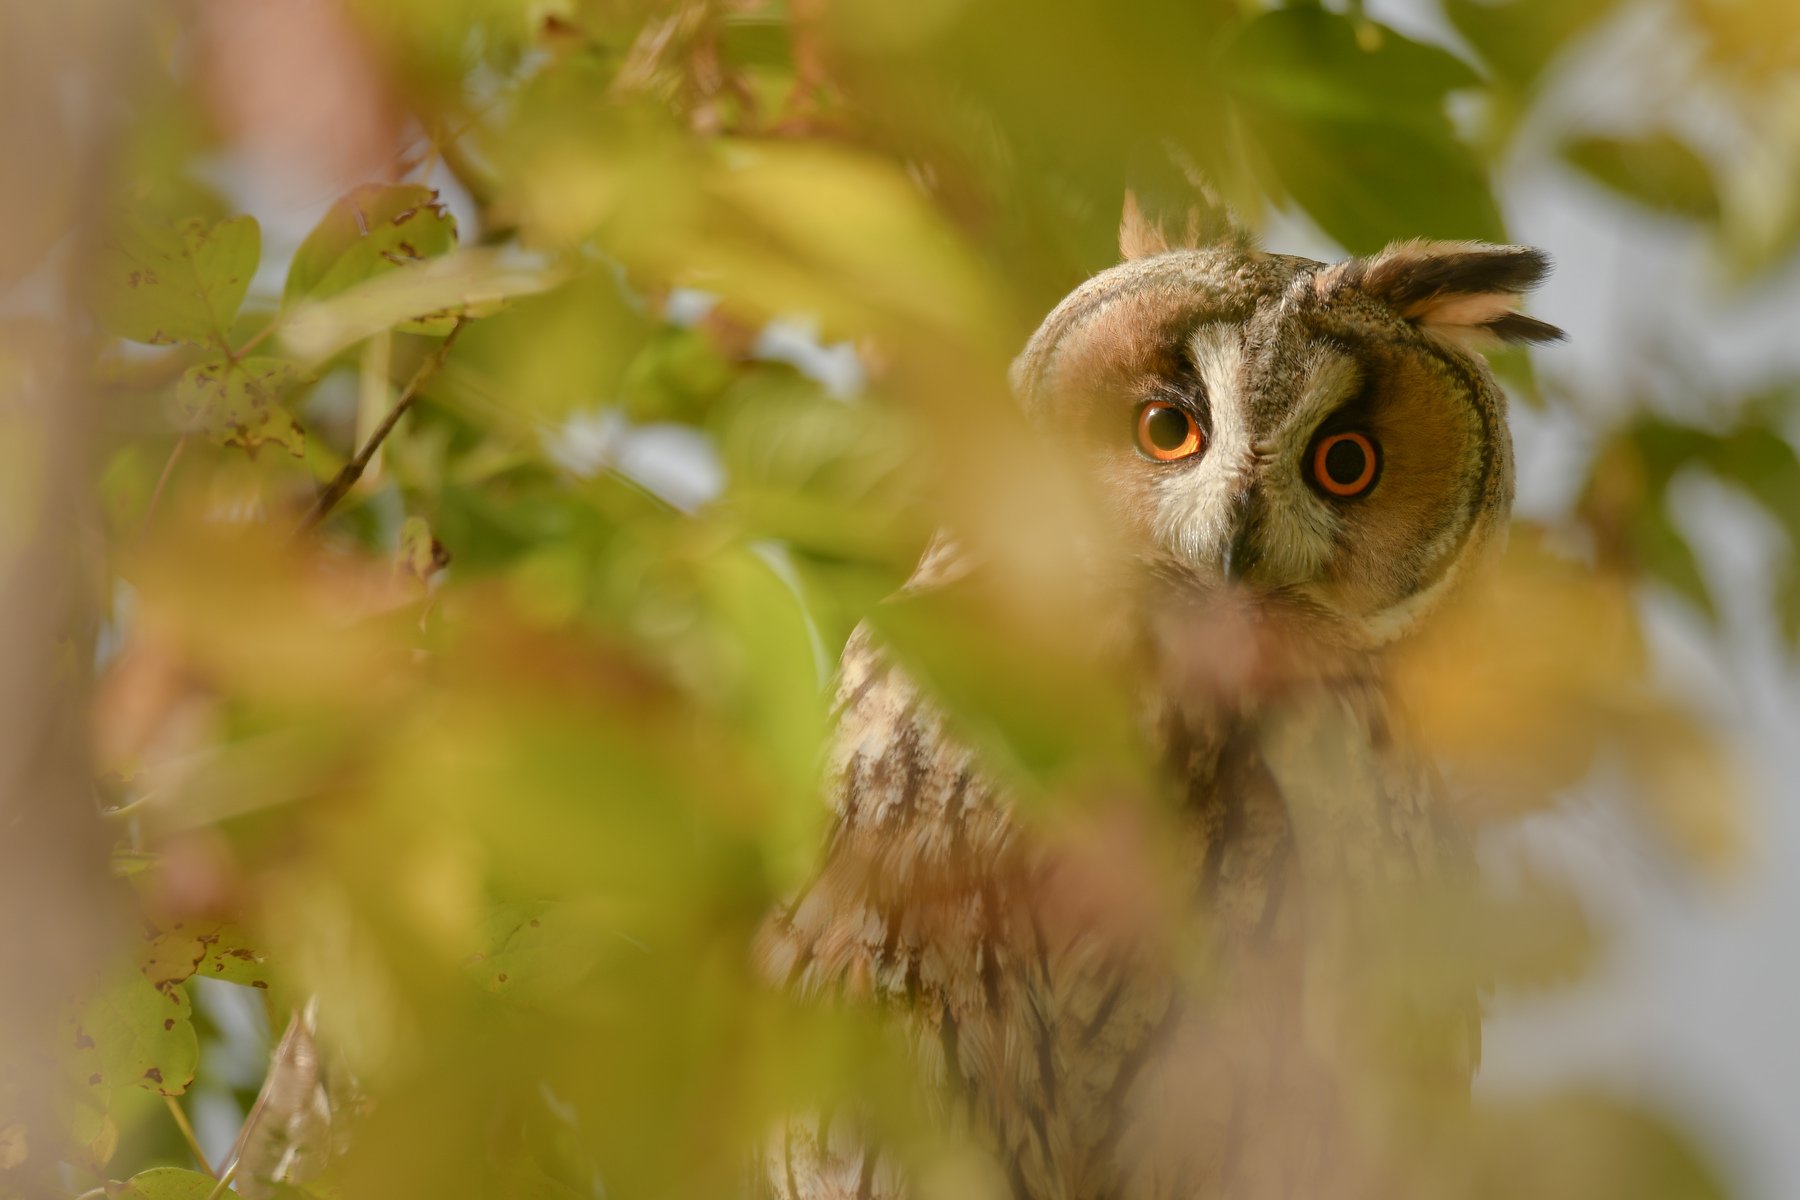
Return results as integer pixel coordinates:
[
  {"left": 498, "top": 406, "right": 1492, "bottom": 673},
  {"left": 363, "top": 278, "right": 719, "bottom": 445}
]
[
  {"left": 1323, "top": 438, "right": 1367, "bottom": 486},
  {"left": 1311, "top": 431, "right": 1379, "bottom": 497},
  {"left": 1144, "top": 406, "right": 1190, "bottom": 451},
  {"left": 1135, "top": 402, "right": 1204, "bottom": 462}
]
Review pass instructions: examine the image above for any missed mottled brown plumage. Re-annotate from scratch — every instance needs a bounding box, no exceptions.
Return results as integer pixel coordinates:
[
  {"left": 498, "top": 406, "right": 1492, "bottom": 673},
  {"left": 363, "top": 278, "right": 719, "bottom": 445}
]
[{"left": 762, "top": 217, "right": 1559, "bottom": 1199}]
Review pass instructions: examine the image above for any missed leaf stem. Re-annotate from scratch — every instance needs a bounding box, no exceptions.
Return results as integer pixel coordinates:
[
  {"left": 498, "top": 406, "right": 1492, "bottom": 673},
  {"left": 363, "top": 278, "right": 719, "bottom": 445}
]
[
  {"left": 139, "top": 434, "right": 189, "bottom": 534},
  {"left": 295, "top": 319, "right": 465, "bottom": 535},
  {"left": 203, "top": 1158, "right": 239, "bottom": 1199},
  {"left": 163, "top": 1093, "right": 215, "bottom": 1177},
  {"left": 232, "top": 320, "right": 278, "bottom": 360}
]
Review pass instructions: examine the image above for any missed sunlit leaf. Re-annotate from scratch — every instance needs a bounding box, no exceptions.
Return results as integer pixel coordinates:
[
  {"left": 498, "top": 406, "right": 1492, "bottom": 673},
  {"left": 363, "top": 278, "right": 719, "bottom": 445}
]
[
  {"left": 96, "top": 214, "right": 260, "bottom": 347},
  {"left": 282, "top": 248, "right": 563, "bottom": 365},
  {"left": 284, "top": 185, "right": 458, "bottom": 334},
  {"left": 174, "top": 357, "right": 307, "bottom": 457}
]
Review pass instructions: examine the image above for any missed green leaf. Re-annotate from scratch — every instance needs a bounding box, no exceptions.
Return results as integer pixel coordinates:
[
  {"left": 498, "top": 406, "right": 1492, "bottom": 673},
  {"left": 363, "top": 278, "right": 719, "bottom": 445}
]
[
  {"left": 284, "top": 185, "right": 458, "bottom": 334},
  {"left": 175, "top": 357, "right": 306, "bottom": 457},
  {"left": 1240, "top": 109, "right": 1505, "bottom": 251},
  {"left": 1221, "top": 8, "right": 1482, "bottom": 120},
  {"left": 74, "top": 970, "right": 198, "bottom": 1097},
  {"left": 110, "top": 1167, "right": 229, "bottom": 1199},
  {"left": 1707, "top": 424, "right": 1800, "bottom": 548},
  {"left": 281, "top": 248, "right": 561, "bottom": 365},
  {"left": 1219, "top": 10, "right": 1504, "bottom": 250},
  {"left": 96, "top": 215, "right": 260, "bottom": 347},
  {"left": 1564, "top": 132, "right": 1720, "bottom": 220},
  {"left": 450, "top": 269, "right": 651, "bottom": 422}
]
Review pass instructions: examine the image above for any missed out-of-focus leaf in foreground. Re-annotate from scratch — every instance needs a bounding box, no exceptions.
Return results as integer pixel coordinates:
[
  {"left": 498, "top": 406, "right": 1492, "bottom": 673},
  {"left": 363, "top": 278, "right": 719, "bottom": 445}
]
[
  {"left": 1393, "top": 531, "right": 1741, "bottom": 871},
  {"left": 1564, "top": 132, "right": 1721, "bottom": 221},
  {"left": 33, "top": 0, "right": 1800, "bottom": 1195}
]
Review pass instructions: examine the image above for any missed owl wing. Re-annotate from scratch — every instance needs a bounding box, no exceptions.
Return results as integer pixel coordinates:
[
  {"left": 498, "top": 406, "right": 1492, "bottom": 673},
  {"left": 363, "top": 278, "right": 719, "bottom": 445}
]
[
  {"left": 760, "top": 623, "right": 1009, "bottom": 1003},
  {"left": 758, "top": 623, "right": 1009, "bottom": 1199}
]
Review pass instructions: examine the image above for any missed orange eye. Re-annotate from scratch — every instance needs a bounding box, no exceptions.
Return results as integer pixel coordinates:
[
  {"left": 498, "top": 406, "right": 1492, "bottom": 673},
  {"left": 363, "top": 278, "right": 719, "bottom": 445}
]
[
  {"left": 1312, "top": 431, "right": 1379, "bottom": 497},
  {"left": 1135, "top": 402, "right": 1203, "bottom": 462}
]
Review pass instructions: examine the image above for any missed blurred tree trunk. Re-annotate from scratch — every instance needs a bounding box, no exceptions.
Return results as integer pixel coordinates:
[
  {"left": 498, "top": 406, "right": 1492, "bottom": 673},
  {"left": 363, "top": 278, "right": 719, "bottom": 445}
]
[{"left": 0, "top": 0, "right": 134, "bottom": 1177}]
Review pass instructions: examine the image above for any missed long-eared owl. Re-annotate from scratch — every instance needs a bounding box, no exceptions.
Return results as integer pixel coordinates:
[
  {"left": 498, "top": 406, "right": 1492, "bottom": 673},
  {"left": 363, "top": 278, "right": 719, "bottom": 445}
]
[{"left": 761, "top": 204, "right": 1562, "bottom": 1200}]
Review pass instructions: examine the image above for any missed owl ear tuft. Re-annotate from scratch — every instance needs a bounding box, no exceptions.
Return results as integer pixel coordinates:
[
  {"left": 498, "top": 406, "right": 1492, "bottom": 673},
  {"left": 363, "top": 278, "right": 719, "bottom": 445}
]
[
  {"left": 1343, "top": 240, "right": 1565, "bottom": 348},
  {"left": 1118, "top": 189, "right": 1255, "bottom": 261},
  {"left": 1120, "top": 191, "right": 1174, "bottom": 260}
]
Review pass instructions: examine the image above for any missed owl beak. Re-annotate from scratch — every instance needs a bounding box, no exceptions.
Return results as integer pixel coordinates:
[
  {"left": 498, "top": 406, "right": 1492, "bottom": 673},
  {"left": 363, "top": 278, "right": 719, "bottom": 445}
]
[{"left": 1220, "top": 520, "right": 1261, "bottom": 584}]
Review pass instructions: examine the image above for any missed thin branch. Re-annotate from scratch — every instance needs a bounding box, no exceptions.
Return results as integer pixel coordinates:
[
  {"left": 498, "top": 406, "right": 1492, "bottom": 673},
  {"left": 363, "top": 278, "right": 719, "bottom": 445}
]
[
  {"left": 164, "top": 1093, "right": 215, "bottom": 1177},
  {"left": 139, "top": 434, "right": 189, "bottom": 535},
  {"left": 294, "top": 320, "right": 465, "bottom": 535},
  {"left": 232, "top": 320, "right": 278, "bottom": 361},
  {"left": 203, "top": 1158, "right": 239, "bottom": 1200}
]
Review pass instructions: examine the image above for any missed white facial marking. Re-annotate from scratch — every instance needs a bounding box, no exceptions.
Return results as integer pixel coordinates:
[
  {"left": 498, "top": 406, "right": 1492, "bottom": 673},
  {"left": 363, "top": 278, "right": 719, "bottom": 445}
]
[
  {"left": 1150, "top": 322, "right": 1246, "bottom": 567},
  {"left": 1152, "top": 330, "right": 1364, "bottom": 583}
]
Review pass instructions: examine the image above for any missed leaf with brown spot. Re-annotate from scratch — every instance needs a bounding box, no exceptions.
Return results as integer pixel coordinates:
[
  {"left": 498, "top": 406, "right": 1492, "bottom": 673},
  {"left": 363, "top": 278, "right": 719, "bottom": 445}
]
[
  {"left": 139, "top": 929, "right": 208, "bottom": 990},
  {"left": 181, "top": 921, "right": 277, "bottom": 988},
  {"left": 283, "top": 184, "right": 459, "bottom": 334},
  {"left": 95, "top": 215, "right": 261, "bottom": 347},
  {"left": 75, "top": 969, "right": 198, "bottom": 1097},
  {"left": 174, "top": 356, "right": 307, "bottom": 457}
]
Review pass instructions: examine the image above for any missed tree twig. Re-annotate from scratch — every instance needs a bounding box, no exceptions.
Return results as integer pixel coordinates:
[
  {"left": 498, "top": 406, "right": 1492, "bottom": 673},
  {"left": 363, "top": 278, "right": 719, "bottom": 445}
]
[
  {"left": 203, "top": 1158, "right": 239, "bottom": 1199},
  {"left": 294, "top": 320, "right": 464, "bottom": 535},
  {"left": 164, "top": 1092, "right": 215, "bottom": 1177},
  {"left": 139, "top": 434, "right": 189, "bottom": 535}
]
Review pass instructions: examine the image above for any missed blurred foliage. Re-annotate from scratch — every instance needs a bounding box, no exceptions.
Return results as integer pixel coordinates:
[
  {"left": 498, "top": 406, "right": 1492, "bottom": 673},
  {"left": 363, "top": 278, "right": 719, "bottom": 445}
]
[{"left": 1, "top": 0, "right": 1795, "bottom": 1196}]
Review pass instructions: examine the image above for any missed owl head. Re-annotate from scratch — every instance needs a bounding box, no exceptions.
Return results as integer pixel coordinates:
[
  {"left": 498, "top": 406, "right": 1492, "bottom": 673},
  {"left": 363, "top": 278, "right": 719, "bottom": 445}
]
[{"left": 1010, "top": 205, "right": 1562, "bottom": 649}]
